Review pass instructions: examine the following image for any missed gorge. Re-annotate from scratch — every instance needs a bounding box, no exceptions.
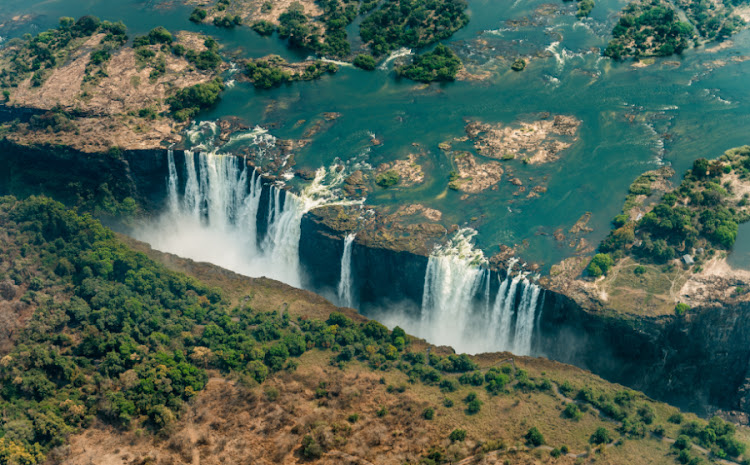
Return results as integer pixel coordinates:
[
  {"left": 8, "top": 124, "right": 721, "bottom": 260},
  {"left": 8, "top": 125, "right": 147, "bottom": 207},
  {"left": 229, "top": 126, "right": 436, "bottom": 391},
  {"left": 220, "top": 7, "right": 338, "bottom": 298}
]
[{"left": 3, "top": 139, "right": 746, "bottom": 420}]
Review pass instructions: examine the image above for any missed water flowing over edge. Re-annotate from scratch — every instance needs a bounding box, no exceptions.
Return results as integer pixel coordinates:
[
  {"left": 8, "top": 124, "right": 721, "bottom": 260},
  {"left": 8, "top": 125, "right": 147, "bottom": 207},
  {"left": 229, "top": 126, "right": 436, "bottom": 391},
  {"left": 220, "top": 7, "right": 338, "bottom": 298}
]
[
  {"left": 337, "top": 233, "right": 356, "bottom": 307},
  {"left": 135, "top": 148, "right": 362, "bottom": 288},
  {"left": 141, "top": 146, "right": 544, "bottom": 357},
  {"left": 377, "top": 230, "right": 543, "bottom": 356}
]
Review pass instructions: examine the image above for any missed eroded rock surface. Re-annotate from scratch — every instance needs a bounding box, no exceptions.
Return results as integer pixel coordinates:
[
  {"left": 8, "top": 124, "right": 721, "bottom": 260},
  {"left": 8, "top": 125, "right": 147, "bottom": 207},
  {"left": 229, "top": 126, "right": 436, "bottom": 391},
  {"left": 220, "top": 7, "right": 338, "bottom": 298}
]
[{"left": 465, "top": 114, "right": 581, "bottom": 164}]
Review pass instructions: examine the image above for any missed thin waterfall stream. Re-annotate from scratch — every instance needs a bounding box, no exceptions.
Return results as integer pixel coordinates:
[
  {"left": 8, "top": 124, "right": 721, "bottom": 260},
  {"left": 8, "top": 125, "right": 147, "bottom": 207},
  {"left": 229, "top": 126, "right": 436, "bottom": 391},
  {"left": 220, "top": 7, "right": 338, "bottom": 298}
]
[{"left": 337, "top": 233, "right": 356, "bottom": 308}]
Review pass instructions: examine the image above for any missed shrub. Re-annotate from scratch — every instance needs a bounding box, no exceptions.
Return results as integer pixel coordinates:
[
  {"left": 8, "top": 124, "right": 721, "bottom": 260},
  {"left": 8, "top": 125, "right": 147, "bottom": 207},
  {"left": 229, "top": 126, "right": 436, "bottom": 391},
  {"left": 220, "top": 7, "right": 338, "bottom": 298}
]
[
  {"left": 251, "top": 20, "right": 275, "bottom": 36},
  {"left": 147, "top": 26, "right": 173, "bottom": 44},
  {"left": 576, "top": 0, "right": 595, "bottom": 17},
  {"left": 449, "top": 429, "right": 467, "bottom": 442},
  {"left": 375, "top": 170, "right": 400, "bottom": 188},
  {"left": 466, "top": 399, "right": 482, "bottom": 414},
  {"left": 353, "top": 54, "right": 376, "bottom": 71},
  {"left": 675, "top": 303, "right": 690, "bottom": 316},
  {"left": 586, "top": 253, "right": 614, "bottom": 277},
  {"left": 213, "top": 15, "right": 242, "bottom": 28},
  {"left": 590, "top": 427, "right": 611, "bottom": 445},
  {"left": 638, "top": 404, "right": 655, "bottom": 424},
  {"left": 264, "top": 387, "right": 279, "bottom": 401},
  {"left": 439, "top": 379, "right": 458, "bottom": 392},
  {"left": 376, "top": 406, "right": 387, "bottom": 417},
  {"left": 189, "top": 8, "right": 207, "bottom": 23},
  {"left": 525, "top": 427, "right": 545, "bottom": 447},
  {"left": 669, "top": 412, "right": 683, "bottom": 424},
  {"left": 396, "top": 44, "right": 461, "bottom": 83},
  {"left": 443, "top": 398, "right": 454, "bottom": 408},
  {"left": 186, "top": 49, "right": 222, "bottom": 70},
  {"left": 423, "top": 407, "right": 435, "bottom": 420},
  {"left": 563, "top": 403, "right": 583, "bottom": 421},
  {"left": 167, "top": 78, "right": 225, "bottom": 121},
  {"left": 301, "top": 435, "right": 323, "bottom": 459},
  {"left": 634, "top": 265, "right": 646, "bottom": 275},
  {"left": 347, "top": 413, "right": 359, "bottom": 423},
  {"left": 672, "top": 434, "right": 693, "bottom": 450}
]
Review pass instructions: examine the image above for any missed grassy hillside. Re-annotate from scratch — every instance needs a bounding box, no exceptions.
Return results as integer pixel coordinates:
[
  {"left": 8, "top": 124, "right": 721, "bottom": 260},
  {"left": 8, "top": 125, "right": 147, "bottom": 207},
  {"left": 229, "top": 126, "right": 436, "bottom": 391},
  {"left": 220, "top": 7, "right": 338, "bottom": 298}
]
[{"left": 0, "top": 195, "right": 746, "bottom": 465}]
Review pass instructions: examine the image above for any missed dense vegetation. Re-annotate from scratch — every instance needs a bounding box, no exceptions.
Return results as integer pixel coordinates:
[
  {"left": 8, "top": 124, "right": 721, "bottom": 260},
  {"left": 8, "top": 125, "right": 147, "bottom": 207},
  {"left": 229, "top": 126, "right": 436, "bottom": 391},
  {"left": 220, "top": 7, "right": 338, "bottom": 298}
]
[
  {"left": 396, "top": 44, "right": 462, "bottom": 82},
  {"left": 592, "top": 146, "right": 750, "bottom": 270},
  {"left": 166, "top": 78, "right": 225, "bottom": 121},
  {"left": 244, "top": 56, "right": 337, "bottom": 89},
  {"left": 241, "top": 0, "right": 469, "bottom": 60},
  {"left": 359, "top": 0, "right": 469, "bottom": 57},
  {"left": 675, "top": 0, "right": 747, "bottom": 41},
  {"left": 604, "top": 0, "right": 694, "bottom": 59},
  {"left": 353, "top": 53, "right": 377, "bottom": 70},
  {"left": 606, "top": 0, "right": 746, "bottom": 59}
]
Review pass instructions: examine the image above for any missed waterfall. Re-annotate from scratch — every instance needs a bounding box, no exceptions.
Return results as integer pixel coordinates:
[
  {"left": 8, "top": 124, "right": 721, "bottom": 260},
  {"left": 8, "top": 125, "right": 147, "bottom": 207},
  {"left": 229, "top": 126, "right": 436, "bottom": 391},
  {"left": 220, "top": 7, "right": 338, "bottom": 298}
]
[
  {"left": 497, "top": 275, "right": 522, "bottom": 349},
  {"left": 166, "top": 149, "right": 179, "bottom": 214},
  {"left": 374, "top": 230, "right": 543, "bottom": 356},
  {"left": 419, "top": 229, "right": 487, "bottom": 351},
  {"left": 512, "top": 280, "right": 541, "bottom": 356},
  {"left": 136, "top": 151, "right": 362, "bottom": 289},
  {"left": 337, "top": 233, "right": 356, "bottom": 307}
]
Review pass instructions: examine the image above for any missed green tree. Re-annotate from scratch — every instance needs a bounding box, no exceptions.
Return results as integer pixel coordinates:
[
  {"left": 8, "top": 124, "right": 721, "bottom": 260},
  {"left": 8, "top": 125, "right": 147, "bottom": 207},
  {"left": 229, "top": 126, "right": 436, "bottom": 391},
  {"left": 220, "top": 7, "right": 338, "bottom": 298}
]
[{"left": 525, "top": 427, "right": 545, "bottom": 446}]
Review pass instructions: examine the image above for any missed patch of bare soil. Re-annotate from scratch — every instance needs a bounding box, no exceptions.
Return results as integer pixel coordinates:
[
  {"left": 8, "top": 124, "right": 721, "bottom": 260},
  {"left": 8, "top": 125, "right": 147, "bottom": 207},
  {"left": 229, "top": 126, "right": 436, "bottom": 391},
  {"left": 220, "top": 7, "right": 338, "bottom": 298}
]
[
  {"left": 465, "top": 114, "right": 581, "bottom": 164},
  {"left": 11, "top": 35, "right": 217, "bottom": 116},
  {"left": 4, "top": 32, "right": 223, "bottom": 151},
  {"left": 5, "top": 115, "right": 182, "bottom": 152},
  {"left": 679, "top": 257, "right": 750, "bottom": 307}
]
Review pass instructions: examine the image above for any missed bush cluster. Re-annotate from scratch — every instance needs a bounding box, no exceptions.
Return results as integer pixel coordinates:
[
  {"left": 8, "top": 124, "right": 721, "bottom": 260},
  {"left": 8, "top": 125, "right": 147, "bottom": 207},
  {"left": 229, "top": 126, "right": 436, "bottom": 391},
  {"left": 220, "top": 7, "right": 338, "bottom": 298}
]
[{"left": 396, "top": 44, "right": 462, "bottom": 83}]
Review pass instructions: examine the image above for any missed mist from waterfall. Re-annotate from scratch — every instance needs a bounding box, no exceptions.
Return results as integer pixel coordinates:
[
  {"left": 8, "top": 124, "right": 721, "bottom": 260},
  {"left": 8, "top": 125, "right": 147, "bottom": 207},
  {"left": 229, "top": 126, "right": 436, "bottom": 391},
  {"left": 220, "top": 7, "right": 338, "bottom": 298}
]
[
  {"left": 135, "top": 149, "right": 359, "bottom": 288},
  {"left": 374, "top": 230, "right": 543, "bottom": 356},
  {"left": 337, "top": 233, "right": 356, "bottom": 308}
]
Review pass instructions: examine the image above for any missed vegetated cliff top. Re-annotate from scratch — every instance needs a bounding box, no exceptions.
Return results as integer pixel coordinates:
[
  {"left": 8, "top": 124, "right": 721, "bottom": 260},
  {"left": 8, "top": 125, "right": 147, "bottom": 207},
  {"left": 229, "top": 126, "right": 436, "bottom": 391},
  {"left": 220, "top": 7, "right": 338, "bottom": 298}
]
[
  {"left": 0, "top": 195, "right": 746, "bottom": 465},
  {"left": 0, "top": 16, "right": 226, "bottom": 152},
  {"left": 547, "top": 146, "right": 750, "bottom": 317}
]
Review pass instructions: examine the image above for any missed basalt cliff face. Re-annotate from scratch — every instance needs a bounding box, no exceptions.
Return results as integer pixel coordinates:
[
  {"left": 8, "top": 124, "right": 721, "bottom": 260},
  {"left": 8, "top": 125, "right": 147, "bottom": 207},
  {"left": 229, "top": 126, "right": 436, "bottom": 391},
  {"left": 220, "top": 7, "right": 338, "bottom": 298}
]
[
  {"left": 2, "top": 141, "right": 750, "bottom": 421},
  {"left": 537, "top": 292, "right": 750, "bottom": 419}
]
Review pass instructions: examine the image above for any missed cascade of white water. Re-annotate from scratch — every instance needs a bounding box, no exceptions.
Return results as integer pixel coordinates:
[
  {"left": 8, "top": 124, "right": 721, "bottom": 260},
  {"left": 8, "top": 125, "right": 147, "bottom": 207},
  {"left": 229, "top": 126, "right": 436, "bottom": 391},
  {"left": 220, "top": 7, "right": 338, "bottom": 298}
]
[
  {"left": 337, "top": 233, "right": 356, "bottom": 307},
  {"left": 138, "top": 151, "right": 305, "bottom": 285},
  {"left": 498, "top": 275, "right": 522, "bottom": 349},
  {"left": 512, "top": 282, "right": 541, "bottom": 356},
  {"left": 183, "top": 150, "right": 200, "bottom": 217},
  {"left": 487, "top": 274, "right": 510, "bottom": 343},
  {"left": 419, "top": 229, "right": 487, "bottom": 351},
  {"left": 261, "top": 166, "right": 363, "bottom": 287},
  {"left": 238, "top": 168, "right": 263, "bottom": 248},
  {"left": 166, "top": 149, "right": 179, "bottom": 214}
]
